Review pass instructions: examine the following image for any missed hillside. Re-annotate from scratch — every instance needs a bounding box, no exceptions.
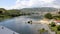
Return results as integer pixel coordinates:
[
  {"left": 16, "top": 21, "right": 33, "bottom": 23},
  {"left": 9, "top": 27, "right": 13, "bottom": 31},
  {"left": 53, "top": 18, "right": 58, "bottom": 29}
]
[
  {"left": 0, "top": 8, "right": 22, "bottom": 21},
  {"left": 21, "top": 7, "right": 58, "bottom": 13},
  {"left": 0, "top": 7, "right": 59, "bottom": 21}
]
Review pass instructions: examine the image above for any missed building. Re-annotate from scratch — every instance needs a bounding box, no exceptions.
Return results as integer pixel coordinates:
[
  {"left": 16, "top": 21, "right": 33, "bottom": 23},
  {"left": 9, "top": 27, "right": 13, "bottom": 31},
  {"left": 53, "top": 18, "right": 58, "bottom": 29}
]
[
  {"left": 54, "top": 20, "right": 60, "bottom": 25},
  {"left": 0, "top": 26, "right": 19, "bottom": 34}
]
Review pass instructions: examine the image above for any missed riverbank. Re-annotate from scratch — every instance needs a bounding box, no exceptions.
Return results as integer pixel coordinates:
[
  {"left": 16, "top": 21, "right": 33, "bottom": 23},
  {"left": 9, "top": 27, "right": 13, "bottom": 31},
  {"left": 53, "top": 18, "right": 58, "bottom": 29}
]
[
  {"left": 0, "top": 8, "right": 32, "bottom": 22},
  {"left": 39, "top": 20, "right": 49, "bottom": 24}
]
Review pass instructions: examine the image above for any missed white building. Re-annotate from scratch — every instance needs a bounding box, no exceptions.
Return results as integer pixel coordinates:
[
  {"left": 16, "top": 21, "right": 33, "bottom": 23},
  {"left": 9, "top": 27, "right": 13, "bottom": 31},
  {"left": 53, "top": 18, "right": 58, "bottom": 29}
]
[{"left": 0, "top": 26, "right": 19, "bottom": 34}]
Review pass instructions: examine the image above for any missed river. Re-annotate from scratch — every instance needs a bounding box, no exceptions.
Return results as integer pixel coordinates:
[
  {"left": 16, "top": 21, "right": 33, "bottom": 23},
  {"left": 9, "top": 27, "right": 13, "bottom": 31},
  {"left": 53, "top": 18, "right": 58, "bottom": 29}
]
[{"left": 0, "top": 16, "right": 44, "bottom": 34}]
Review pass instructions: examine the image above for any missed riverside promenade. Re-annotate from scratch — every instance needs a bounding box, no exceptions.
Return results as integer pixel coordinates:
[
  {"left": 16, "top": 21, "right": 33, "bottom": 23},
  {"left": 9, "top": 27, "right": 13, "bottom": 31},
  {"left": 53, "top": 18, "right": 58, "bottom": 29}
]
[{"left": 31, "top": 20, "right": 56, "bottom": 34}]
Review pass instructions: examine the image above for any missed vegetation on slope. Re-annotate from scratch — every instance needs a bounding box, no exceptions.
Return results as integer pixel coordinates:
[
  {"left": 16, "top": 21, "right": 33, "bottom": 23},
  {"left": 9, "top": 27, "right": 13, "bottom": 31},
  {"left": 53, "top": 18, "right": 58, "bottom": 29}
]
[
  {"left": 44, "top": 11, "right": 60, "bottom": 20},
  {"left": 0, "top": 8, "right": 31, "bottom": 21}
]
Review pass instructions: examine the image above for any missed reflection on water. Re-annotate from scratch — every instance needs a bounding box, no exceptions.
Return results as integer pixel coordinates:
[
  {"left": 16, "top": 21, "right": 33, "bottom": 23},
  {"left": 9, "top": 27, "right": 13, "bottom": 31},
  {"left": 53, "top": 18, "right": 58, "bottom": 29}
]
[{"left": 0, "top": 16, "right": 43, "bottom": 34}]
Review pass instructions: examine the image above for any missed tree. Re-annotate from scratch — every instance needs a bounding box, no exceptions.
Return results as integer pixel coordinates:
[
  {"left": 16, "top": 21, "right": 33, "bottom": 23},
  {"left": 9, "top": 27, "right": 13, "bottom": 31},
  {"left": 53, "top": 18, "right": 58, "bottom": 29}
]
[
  {"left": 0, "top": 11, "right": 2, "bottom": 14},
  {"left": 50, "top": 22, "right": 56, "bottom": 27},
  {"left": 39, "top": 28, "right": 48, "bottom": 34},
  {"left": 44, "top": 13, "right": 53, "bottom": 19},
  {"left": 57, "top": 25, "right": 60, "bottom": 31},
  {"left": 58, "top": 11, "right": 60, "bottom": 14}
]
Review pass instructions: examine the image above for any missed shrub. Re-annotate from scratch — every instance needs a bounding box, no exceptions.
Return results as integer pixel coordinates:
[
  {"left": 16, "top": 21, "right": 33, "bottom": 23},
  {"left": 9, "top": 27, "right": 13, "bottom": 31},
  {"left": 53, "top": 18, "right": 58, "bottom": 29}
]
[
  {"left": 50, "top": 22, "right": 56, "bottom": 27},
  {"left": 44, "top": 13, "right": 53, "bottom": 19}
]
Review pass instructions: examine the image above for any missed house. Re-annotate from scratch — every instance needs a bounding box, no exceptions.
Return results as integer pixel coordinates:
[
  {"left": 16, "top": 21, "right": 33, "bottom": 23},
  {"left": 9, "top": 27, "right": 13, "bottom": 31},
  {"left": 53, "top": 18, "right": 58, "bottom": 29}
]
[
  {"left": 0, "top": 26, "right": 19, "bottom": 34},
  {"left": 54, "top": 20, "right": 60, "bottom": 25}
]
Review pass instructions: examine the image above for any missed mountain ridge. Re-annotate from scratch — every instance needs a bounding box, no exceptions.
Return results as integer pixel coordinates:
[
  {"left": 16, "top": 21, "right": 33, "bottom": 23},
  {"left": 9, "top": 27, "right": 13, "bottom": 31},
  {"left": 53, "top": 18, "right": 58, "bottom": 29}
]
[{"left": 20, "top": 7, "right": 58, "bottom": 13}]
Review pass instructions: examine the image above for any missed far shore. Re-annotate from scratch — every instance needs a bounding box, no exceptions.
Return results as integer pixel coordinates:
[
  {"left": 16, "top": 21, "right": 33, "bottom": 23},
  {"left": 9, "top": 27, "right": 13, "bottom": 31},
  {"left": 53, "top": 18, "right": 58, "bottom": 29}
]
[{"left": 32, "top": 19, "right": 53, "bottom": 24}]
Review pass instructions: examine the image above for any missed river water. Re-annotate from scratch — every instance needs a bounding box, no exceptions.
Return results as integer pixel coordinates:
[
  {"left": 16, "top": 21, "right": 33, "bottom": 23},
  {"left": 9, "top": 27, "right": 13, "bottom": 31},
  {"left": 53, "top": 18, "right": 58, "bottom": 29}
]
[{"left": 0, "top": 16, "right": 44, "bottom": 34}]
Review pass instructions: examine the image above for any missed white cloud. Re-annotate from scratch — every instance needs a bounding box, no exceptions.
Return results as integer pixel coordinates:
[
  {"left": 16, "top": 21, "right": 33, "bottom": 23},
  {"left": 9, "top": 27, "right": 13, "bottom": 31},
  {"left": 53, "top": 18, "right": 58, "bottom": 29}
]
[
  {"left": 39, "top": 0, "right": 55, "bottom": 3},
  {"left": 52, "top": 5, "right": 60, "bottom": 8},
  {"left": 9, "top": 0, "right": 60, "bottom": 9}
]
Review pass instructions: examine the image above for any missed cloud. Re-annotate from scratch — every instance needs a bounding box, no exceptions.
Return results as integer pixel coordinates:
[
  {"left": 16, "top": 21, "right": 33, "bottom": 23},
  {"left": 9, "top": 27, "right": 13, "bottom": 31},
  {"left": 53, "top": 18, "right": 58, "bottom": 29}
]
[
  {"left": 11, "top": 0, "right": 55, "bottom": 9},
  {"left": 9, "top": 0, "right": 60, "bottom": 9}
]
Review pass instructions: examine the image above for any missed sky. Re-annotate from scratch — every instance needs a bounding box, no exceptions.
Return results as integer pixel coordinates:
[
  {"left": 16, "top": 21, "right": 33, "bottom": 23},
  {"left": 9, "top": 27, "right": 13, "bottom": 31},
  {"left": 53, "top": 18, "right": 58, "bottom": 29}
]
[{"left": 0, "top": 0, "right": 60, "bottom": 9}]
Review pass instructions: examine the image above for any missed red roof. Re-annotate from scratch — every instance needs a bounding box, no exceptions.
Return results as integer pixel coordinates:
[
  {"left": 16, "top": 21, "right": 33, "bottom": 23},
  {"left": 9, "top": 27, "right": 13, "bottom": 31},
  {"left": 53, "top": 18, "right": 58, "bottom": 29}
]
[{"left": 55, "top": 20, "right": 60, "bottom": 23}]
